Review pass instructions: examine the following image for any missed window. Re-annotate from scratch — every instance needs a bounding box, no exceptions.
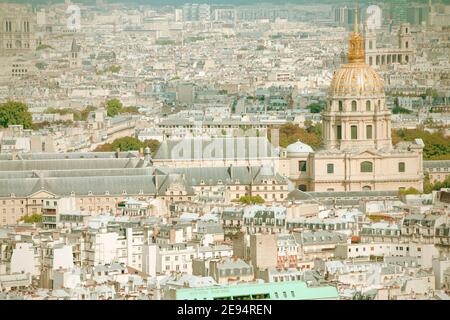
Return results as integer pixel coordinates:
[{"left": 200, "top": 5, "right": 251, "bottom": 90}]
[
  {"left": 327, "top": 163, "right": 334, "bottom": 174},
  {"left": 298, "top": 185, "right": 307, "bottom": 192},
  {"left": 366, "top": 101, "right": 371, "bottom": 111},
  {"left": 298, "top": 161, "right": 307, "bottom": 172},
  {"left": 351, "top": 101, "right": 357, "bottom": 111},
  {"left": 399, "top": 162, "right": 405, "bottom": 172},
  {"left": 338, "top": 101, "right": 343, "bottom": 111},
  {"left": 337, "top": 125, "right": 342, "bottom": 140},
  {"left": 351, "top": 125, "right": 358, "bottom": 139},
  {"left": 361, "top": 161, "right": 373, "bottom": 173},
  {"left": 366, "top": 125, "right": 373, "bottom": 139}
]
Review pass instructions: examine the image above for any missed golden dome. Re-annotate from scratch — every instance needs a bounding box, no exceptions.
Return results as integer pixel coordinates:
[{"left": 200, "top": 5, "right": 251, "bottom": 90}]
[
  {"left": 329, "top": 6, "right": 385, "bottom": 96},
  {"left": 330, "top": 62, "right": 384, "bottom": 96}
]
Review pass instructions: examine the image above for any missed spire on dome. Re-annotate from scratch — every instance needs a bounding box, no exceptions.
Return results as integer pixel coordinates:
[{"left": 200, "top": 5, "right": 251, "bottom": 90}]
[{"left": 348, "top": 3, "right": 365, "bottom": 63}]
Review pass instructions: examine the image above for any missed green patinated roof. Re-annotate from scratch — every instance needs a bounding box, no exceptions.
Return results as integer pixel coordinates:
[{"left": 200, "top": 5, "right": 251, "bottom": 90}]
[{"left": 173, "top": 281, "right": 338, "bottom": 300}]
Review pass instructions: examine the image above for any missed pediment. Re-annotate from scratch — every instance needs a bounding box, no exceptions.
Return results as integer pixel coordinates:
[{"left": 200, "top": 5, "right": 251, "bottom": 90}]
[
  {"left": 29, "top": 190, "right": 57, "bottom": 199},
  {"left": 353, "top": 149, "right": 383, "bottom": 158}
]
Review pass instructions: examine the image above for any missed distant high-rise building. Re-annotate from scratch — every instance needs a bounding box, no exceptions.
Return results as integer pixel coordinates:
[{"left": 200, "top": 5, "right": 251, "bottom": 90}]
[
  {"left": 334, "top": 5, "right": 361, "bottom": 30},
  {"left": 334, "top": 6, "right": 349, "bottom": 25},
  {"left": 182, "top": 3, "right": 211, "bottom": 22},
  {"left": 174, "top": 8, "right": 183, "bottom": 22},
  {"left": 391, "top": 0, "right": 408, "bottom": 25},
  {"left": 407, "top": 5, "right": 429, "bottom": 25}
]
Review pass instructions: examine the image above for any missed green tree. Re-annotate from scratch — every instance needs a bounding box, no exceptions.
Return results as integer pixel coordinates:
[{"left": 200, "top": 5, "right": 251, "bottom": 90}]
[
  {"left": 120, "top": 106, "right": 140, "bottom": 114},
  {"left": 106, "top": 99, "right": 123, "bottom": 117},
  {"left": 233, "top": 195, "right": 265, "bottom": 205},
  {"left": 424, "top": 175, "right": 450, "bottom": 194},
  {"left": 269, "top": 122, "right": 322, "bottom": 149},
  {"left": 392, "top": 105, "right": 412, "bottom": 114},
  {"left": 142, "top": 139, "right": 161, "bottom": 156},
  {"left": 392, "top": 128, "right": 450, "bottom": 160},
  {"left": 110, "top": 136, "right": 142, "bottom": 151},
  {"left": 399, "top": 187, "right": 420, "bottom": 196},
  {"left": 93, "top": 143, "right": 113, "bottom": 152},
  {"left": 94, "top": 137, "right": 161, "bottom": 155},
  {"left": 307, "top": 102, "right": 325, "bottom": 113},
  {"left": 19, "top": 214, "right": 42, "bottom": 223},
  {"left": 0, "top": 101, "right": 33, "bottom": 129}
]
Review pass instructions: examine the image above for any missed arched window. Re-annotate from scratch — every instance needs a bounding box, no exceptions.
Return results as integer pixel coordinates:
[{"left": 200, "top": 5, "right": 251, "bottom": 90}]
[
  {"left": 366, "top": 101, "right": 371, "bottom": 111},
  {"left": 361, "top": 161, "right": 373, "bottom": 173},
  {"left": 362, "top": 186, "right": 372, "bottom": 191},
  {"left": 405, "top": 41, "right": 409, "bottom": 49},
  {"left": 351, "top": 101, "right": 357, "bottom": 112},
  {"left": 338, "top": 100, "right": 343, "bottom": 111}
]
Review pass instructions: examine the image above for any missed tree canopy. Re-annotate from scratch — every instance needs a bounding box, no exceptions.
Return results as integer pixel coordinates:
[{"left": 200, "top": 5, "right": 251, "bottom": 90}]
[
  {"left": 0, "top": 101, "right": 33, "bottom": 129},
  {"left": 307, "top": 102, "right": 325, "bottom": 113},
  {"left": 392, "top": 105, "right": 412, "bottom": 114},
  {"left": 19, "top": 214, "right": 42, "bottom": 224},
  {"left": 94, "top": 137, "right": 161, "bottom": 156},
  {"left": 392, "top": 128, "right": 450, "bottom": 160},
  {"left": 106, "top": 98, "right": 123, "bottom": 117},
  {"left": 424, "top": 175, "right": 450, "bottom": 194},
  {"left": 232, "top": 195, "right": 265, "bottom": 205},
  {"left": 45, "top": 106, "right": 97, "bottom": 121},
  {"left": 269, "top": 122, "right": 322, "bottom": 149}
]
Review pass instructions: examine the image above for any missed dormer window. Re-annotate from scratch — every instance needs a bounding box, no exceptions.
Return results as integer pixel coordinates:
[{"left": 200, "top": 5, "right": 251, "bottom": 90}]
[
  {"left": 122, "top": 190, "right": 127, "bottom": 195},
  {"left": 88, "top": 191, "right": 93, "bottom": 196},
  {"left": 105, "top": 191, "right": 110, "bottom": 195}
]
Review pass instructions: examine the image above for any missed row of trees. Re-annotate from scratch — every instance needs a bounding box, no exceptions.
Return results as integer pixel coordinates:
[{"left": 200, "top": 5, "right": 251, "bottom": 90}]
[
  {"left": 269, "top": 122, "right": 323, "bottom": 149},
  {"left": 94, "top": 136, "right": 161, "bottom": 156},
  {"left": 46, "top": 106, "right": 96, "bottom": 122},
  {"left": 424, "top": 174, "right": 450, "bottom": 194},
  {"left": 105, "top": 99, "right": 140, "bottom": 117},
  {"left": 392, "top": 128, "right": 450, "bottom": 160}
]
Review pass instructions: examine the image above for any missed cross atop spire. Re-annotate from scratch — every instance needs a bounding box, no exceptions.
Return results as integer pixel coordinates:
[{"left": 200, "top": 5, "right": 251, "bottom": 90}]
[{"left": 354, "top": 3, "right": 359, "bottom": 35}]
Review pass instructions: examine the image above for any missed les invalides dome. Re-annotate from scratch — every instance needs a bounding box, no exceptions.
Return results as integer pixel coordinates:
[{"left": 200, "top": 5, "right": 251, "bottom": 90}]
[{"left": 329, "top": 13, "right": 384, "bottom": 97}]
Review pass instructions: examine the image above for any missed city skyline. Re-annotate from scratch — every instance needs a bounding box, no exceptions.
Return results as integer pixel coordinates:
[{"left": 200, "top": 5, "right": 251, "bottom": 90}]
[{"left": 0, "top": 0, "right": 449, "bottom": 303}]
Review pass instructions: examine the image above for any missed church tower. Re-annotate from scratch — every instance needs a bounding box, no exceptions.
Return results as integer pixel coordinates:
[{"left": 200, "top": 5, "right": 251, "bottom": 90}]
[
  {"left": 322, "top": 7, "right": 392, "bottom": 151},
  {"left": 70, "top": 37, "right": 81, "bottom": 69}
]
